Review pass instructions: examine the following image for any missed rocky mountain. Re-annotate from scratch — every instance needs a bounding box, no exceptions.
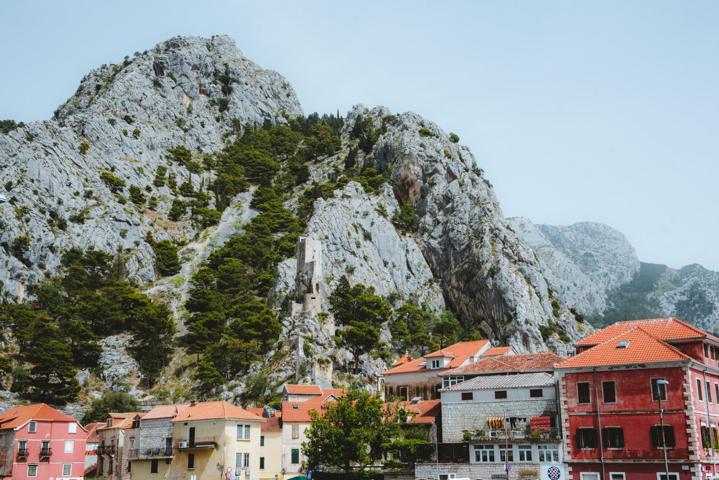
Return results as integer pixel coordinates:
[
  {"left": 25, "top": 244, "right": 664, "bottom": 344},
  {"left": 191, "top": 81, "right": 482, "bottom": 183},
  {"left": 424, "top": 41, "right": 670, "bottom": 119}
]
[
  {"left": 509, "top": 218, "right": 719, "bottom": 333},
  {"left": 0, "top": 35, "right": 587, "bottom": 408}
]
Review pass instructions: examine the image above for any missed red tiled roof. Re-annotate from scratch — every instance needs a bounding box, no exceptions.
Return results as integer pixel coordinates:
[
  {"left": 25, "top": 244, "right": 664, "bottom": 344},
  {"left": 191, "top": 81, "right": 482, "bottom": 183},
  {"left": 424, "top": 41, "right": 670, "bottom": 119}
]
[
  {"left": 384, "top": 340, "right": 490, "bottom": 375},
  {"left": 84, "top": 422, "right": 105, "bottom": 442},
  {"left": 262, "top": 414, "right": 282, "bottom": 433},
  {"left": 483, "top": 346, "right": 516, "bottom": 357},
  {"left": 99, "top": 412, "right": 144, "bottom": 430},
  {"left": 284, "top": 384, "right": 323, "bottom": 395},
  {"left": 576, "top": 317, "right": 715, "bottom": 346},
  {"left": 0, "top": 404, "right": 77, "bottom": 430},
  {"left": 281, "top": 392, "right": 343, "bottom": 423},
  {"left": 446, "top": 352, "right": 564, "bottom": 376},
  {"left": 402, "top": 400, "right": 441, "bottom": 425},
  {"left": 558, "top": 327, "right": 692, "bottom": 369},
  {"left": 392, "top": 353, "right": 412, "bottom": 367},
  {"left": 172, "top": 401, "right": 264, "bottom": 422},
  {"left": 142, "top": 403, "right": 190, "bottom": 420}
]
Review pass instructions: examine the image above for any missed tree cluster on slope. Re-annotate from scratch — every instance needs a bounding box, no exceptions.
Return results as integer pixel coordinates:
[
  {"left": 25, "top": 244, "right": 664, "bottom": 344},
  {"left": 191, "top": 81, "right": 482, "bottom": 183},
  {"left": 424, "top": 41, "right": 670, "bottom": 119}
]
[{"left": 0, "top": 249, "right": 175, "bottom": 404}]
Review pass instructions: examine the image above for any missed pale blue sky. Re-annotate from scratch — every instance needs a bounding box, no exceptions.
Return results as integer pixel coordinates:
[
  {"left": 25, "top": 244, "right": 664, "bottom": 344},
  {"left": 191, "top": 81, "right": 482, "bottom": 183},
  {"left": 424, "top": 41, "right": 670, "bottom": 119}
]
[{"left": 1, "top": 1, "right": 718, "bottom": 269}]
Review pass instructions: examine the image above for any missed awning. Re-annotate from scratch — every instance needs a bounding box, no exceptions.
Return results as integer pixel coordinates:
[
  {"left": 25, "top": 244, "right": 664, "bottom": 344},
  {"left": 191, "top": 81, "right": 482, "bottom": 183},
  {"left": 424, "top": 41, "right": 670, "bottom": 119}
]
[{"left": 486, "top": 416, "right": 505, "bottom": 429}]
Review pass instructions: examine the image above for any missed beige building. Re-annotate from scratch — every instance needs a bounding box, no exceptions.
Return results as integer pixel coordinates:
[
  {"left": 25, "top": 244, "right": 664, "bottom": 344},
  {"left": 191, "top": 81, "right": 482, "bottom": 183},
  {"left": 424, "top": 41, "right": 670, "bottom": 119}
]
[
  {"left": 166, "top": 401, "right": 265, "bottom": 480},
  {"left": 129, "top": 403, "right": 189, "bottom": 480},
  {"left": 245, "top": 409, "right": 283, "bottom": 480},
  {"left": 97, "top": 412, "right": 144, "bottom": 480}
]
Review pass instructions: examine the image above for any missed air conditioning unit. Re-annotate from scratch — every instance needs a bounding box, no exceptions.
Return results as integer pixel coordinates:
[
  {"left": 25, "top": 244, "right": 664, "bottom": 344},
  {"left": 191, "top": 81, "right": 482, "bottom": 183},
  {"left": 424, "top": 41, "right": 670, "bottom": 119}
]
[{"left": 178, "top": 440, "right": 188, "bottom": 449}]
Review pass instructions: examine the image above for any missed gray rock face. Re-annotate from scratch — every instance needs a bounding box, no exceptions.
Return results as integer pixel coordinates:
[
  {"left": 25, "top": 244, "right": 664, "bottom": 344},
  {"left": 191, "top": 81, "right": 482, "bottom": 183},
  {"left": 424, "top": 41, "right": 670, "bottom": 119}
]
[
  {"left": 508, "top": 218, "right": 639, "bottom": 316},
  {"left": 0, "top": 35, "right": 301, "bottom": 298},
  {"left": 358, "top": 107, "right": 584, "bottom": 351}
]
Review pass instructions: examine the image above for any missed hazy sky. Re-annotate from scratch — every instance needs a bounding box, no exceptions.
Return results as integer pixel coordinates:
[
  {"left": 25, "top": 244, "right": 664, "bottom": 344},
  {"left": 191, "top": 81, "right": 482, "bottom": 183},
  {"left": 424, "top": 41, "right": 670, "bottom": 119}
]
[{"left": 1, "top": 1, "right": 718, "bottom": 269}]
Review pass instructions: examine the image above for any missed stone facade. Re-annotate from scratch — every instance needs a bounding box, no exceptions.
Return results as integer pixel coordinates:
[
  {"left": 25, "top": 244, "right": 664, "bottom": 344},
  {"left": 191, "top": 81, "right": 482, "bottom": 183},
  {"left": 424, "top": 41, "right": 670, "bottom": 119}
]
[{"left": 416, "top": 461, "right": 565, "bottom": 480}]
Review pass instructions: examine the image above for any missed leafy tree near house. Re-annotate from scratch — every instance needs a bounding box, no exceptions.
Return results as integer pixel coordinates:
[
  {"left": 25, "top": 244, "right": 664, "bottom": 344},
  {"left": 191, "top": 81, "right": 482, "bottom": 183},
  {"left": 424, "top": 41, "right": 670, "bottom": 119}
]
[
  {"left": 82, "top": 391, "right": 139, "bottom": 424},
  {"left": 303, "top": 390, "right": 398, "bottom": 474},
  {"left": 432, "top": 310, "right": 462, "bottom": 348}
]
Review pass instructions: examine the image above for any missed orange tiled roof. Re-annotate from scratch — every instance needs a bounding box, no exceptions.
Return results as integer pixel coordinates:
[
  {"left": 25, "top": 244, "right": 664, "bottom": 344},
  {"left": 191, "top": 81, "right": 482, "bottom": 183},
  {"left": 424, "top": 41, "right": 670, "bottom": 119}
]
[
  {"left": 558, "top": 327, "right": 692, "bottom": 369},
  {"left": 284, "top": 384, "right": 323, "bottom": 395},
  {"left": 392, "top": 353, "right": 413, "bottom": 367},
  {"left": 446, "top": 352, "right": 564, "bottom": 376},
  {"left": 84, "top": 422, "right": 105, "bottom": 442},
  {"left": 402, "top": 399, "right": 441, "bottom": 425},
  {"left": 281, "top": 392, "right": 343, "bottom": 423},
  {"left": 100, "top": 412, "right": 144, "bottom": 430},
  {"left": 262, "top": 414, "right": 282, "bottom": 433},
  {"left": 141, "top": 403, "right": 190, "bottom": 420},
  {"left": 576, "top": 317, "right": 715, "bottom": 346},
  {"left": 384, "top": 340, "right": 490, "bottom": 375},
  {"left": 171, "top": 401, "right": 264, "bottom": 422},
  {"left": 0, "top": 404, "right": 77, "bottom": 430},
  {"left": 483, "top": 346, "right": 516, "bottom": 356}
]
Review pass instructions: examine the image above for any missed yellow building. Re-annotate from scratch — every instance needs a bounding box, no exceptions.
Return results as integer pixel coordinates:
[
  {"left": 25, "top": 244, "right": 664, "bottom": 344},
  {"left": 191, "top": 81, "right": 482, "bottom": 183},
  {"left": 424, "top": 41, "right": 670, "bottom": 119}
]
[
  {"left": 166, "top": 401, "right": 265, "bottom": 480},
  {"left": 258, "top": 413, "right": 282, "bottom": 480}
]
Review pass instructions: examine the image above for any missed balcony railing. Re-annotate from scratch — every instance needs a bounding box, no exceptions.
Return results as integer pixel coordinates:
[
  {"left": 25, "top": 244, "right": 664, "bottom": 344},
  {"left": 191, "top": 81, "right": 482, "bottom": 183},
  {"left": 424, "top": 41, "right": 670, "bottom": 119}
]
[
  {"left": 464, "top": 428, "right": 561, "bottom": 443},
  {"left": 16, "top": 448, "right": 28, "bottom": 461},
  {"left": 97, "top": 445, "right": 116, "bottom": 456},
  {"left": 129, "top": 447, "right": 174, "bottom": 459},
  {"left": 39, "top": 447, "right": 52, "bottom": 459},
  {"left": 176, "top": 438, "right": 218, "bottom": 450}
]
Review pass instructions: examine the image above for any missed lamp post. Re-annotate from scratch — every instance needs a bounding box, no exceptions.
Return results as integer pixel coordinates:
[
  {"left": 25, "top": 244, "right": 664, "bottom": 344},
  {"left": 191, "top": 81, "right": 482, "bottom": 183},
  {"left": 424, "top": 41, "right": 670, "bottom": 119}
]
[{"left": 657, "top": 379, "right": 670, "bottom": 480}]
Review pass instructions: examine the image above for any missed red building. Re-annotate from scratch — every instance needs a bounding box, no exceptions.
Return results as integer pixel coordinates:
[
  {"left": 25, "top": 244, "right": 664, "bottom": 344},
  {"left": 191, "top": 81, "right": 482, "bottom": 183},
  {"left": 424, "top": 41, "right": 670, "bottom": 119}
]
[
  {"left": 557, "top": 318, "right": 719, "bottom": 480},
  {"left": 0, "top": 403, "right": 87, "bottom": 479}
]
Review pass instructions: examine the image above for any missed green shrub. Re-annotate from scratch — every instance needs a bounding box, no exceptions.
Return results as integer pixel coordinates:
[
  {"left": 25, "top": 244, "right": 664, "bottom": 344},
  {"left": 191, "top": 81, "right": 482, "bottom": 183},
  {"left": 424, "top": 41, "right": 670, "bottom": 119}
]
[
  {"left": 449, "top": 132, "right": 460, "bottom": 143},
  {"left": 0, "top": 120, "right": 24, "bottom": 134},
  {"left": 418, "top": 127, "right": 434, "bottom": 138},
  {"left": 100, "top": 172, "right": 125, "bottom": 192},
  {"left": 132, "top": 128, "right": 141, "bottom": 139},
  {"left": 168, "top": 199, "right": 186, "bottom": 221},
  {"left": 128, "top": 185, "right": 146, "bottom": 206},
  {"left": 392, "top": 204, "right": 420, "bottom": 233},
  {"left": 79, "top": 142, "right": 90, "bottom": 155},
  {"left": 154, "top": 166, "right": 167, "bottom": 187}
]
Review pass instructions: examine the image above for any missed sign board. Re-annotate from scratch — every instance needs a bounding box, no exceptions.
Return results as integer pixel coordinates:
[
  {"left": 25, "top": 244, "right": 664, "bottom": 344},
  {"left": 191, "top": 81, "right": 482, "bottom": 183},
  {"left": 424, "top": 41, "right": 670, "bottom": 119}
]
[{"left": 539, "top": 464, "right": 564, "bottom": 480}]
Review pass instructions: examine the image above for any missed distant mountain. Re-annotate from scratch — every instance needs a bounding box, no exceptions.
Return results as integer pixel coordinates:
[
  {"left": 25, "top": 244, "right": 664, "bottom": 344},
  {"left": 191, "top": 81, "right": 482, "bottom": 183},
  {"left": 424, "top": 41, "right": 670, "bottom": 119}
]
[{"left": 509, "top": 218, "right": 719, "bottom": 333}]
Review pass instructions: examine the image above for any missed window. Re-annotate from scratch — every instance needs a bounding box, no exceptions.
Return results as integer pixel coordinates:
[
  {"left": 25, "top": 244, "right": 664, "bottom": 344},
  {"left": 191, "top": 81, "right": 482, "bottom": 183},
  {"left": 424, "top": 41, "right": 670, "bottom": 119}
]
[
  {"left": 443, "top": 376, "right": 465, "bottom": 388},
  {"left": 715, "top": 384, "right": 719, "bottom": 404},
  {"left": 577, "top": 382, "right": 591, "bottom": 404},
  {"left": 580, "top": 473, "right": 600, "bottom": 480},
  {"left": 188, "top": 453, "right": 195, "bottom": 469},
  {"left": 18, "top": 440, "right": 27, "bottom": 453},
  {"left": 292, "top": 423, "right": 300, "bottom": 439},
  {"left": 28, "top": 421, "right": 36, "bottom": 433},
  {"left": 150, "top": 459, "right": 158, "bottom": 473},
  {"left": 657, "top": 474, "right": 680, "bottom": 480},
  {"left": 517, "top": 444, "right": 532, "bottom": 462},
  {"left": 63, "top": 464, "right": 71, "bottom": 476},
  {"left": 499, "top": 445, "right": 514, "bottom": 463},
  {"left": 236, "top": 453, "right": 242, "bottom": 469},
  {"left": 127, "top": 460, "right": 131, "bottom": 473},
  {"left": 398, "top": 386, "right": 408, "bottom": 400},
  {"left": 576, "top": 428, "right": 597, "bottom": 449},
  {"left": 495, "top": 390, "right": 507, "bottom": 399},
  {"left": 27, "top": 464, "right": 38, "bottom": 477},
  {"left": 474, "top": 444, "right": 495, "bottom": 463},
  {"left": 652, "top": 378, "right": 668, "bottom": 401},
  {"left": 538, "top": 445, "right": 559, "bottom": 462},
  {"left": 651, "top": 425, "right": 675, "bottom": 448},
  {"left": 260, "top": 435, "right": 265, "bottom": 447},
  {"left": 602, "top": 381, "right": 617, "bottom": 403},
  {"left": 291, "top": 448, "right": 300, "bottom": 464},
  {"left": 236, "top": 424, "right": 251, "bottom": 440},
  {"left": 708, "top": 381, "right": 713, "bottom": 403},
  {"left": 64, "top": 440, "right": 74, "bottom": 453},
  {"left": 530, "top": 388, "right": 543, "bottom": 398},
  {"left": 243, "top": 453, "right": 250, "bottom": 468},
  {"left": 698, "top": 378, "right": 704, "bottom": 400},
  {"left": 609, "top": 474, "right": 625, "bottom": 480},
  {"left": 260, "top": 456, "right": 265, "bottom": 469},
  {"left": 602, "top": 427, "right": 625, "bottom": 449},
  {"left": 68, "top": 423, "right": 77, "bottom": 434},
  {"left": 430, "top": 359, "right": 441, "bottom": 369},
  {"left": 461, "top": 392, "right": 473, "bottom": 401}
]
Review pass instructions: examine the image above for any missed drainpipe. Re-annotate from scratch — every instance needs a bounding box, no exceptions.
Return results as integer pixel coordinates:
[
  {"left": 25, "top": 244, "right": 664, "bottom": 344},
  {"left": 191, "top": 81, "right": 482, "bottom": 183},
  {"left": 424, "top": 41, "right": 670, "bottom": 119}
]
[
  {"left": 593, "top": 369, "right": 606, "bottom": 480},
  {"left": 702, "top": 368, "right": 715, "bottom": 478}
]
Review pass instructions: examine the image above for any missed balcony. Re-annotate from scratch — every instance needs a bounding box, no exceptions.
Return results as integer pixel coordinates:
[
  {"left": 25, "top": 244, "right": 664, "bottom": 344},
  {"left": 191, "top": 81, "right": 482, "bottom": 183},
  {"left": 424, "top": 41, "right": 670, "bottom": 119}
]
[
  {"left": 129, "top": 447, "right": 174, "bottom": 459},
  {"left": 464, "top": 428, "right": 561, "bottom": 444},
  {"left": 39, "top": 447, "right": 52, "bottom": 459},
  {"left": 97, "top": 445, "right": 116, "bottom": 456},
  {"left": 16, "top": 448, "right": 28, "bottom": 461},
  {"left": 176, "top": 438, "right": 218, "bottom": 450}
]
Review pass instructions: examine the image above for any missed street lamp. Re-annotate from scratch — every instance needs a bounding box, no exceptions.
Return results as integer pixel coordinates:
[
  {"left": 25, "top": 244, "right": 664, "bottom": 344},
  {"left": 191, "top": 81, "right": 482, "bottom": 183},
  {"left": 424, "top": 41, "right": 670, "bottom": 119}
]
[{"left": 657, "top": 379, "right": 670, "bottom": 480}]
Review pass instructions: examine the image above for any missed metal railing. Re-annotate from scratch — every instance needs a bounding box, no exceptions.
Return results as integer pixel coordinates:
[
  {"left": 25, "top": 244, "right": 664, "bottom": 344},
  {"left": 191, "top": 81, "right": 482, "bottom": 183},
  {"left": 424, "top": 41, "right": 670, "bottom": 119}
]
[
  {"left": 176, "top": 437, "right": 218, "bottom": 449},
  {"left": 39, "top": 447, "right": 52, "bottom": 458},
  {"left": 16, "top": 448, "right": 28, "bottom": 460},
  {"left": 466, "top": 428, "right": 561, "bottom": 443},
  {"left": 128, "top": 447, "right": 174, "bottom": 459}
]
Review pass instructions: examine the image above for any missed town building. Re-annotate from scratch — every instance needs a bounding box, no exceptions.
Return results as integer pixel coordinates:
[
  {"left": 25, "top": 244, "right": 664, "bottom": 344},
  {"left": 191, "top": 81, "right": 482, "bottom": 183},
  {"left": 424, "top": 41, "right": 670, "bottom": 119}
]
[
  {"left": 167, "top": 400, "right": 265, "bottom": 480},
  {"left": 415, "top": 353, "right": 564, "bottom": 480},
  {"left": 556, "top": 317, "right": 719, "bottom": 480},
  {"left": 383, "top": 340, "right": 494, "bottom": 401},
  {"left": 281, "top": 390, "right": 343, "bottom": 475},
  {"left": 247, "top": 407, "right": 283, "bottom": 480},
  {"left": 84, "top": 421, "right": 104, "bottom": 477},
  {"left": 128, "top": 403, "right": 188, "bottom": 479},
  {"left": 97, "top": 411, "right": 144, "bottom": 479},
  {"left": 0, "top": 403, "right": 87, "bottom": 479}
]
